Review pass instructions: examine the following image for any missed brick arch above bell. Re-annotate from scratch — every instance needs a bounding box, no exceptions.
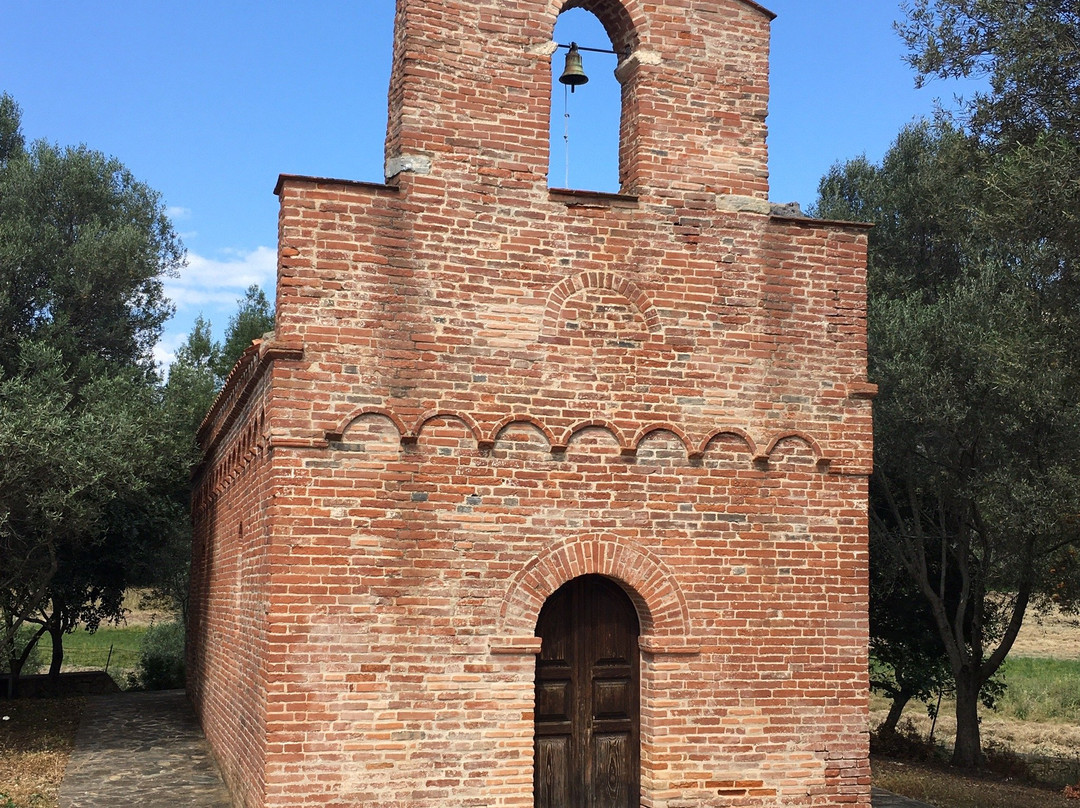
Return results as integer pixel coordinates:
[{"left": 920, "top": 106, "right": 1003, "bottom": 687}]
[
  {"left": 547, "top": 0, "right": 776, "bottom": 51},
  {"left": 550, "top": 0, "right": 640, "bottom": 53}
]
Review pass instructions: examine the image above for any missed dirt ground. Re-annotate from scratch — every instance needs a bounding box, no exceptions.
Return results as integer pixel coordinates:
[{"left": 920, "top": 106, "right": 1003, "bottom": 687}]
[
  {"left": 873, "top": 759, "right": 1079, "bottom": 808},
  {"left": 0, "top": 696, "right": 84, "bottom": 808}
]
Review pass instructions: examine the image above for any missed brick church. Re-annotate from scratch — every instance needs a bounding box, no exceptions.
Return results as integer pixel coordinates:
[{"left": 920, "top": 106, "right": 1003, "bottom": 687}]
[{"left": 187, "top": 1, "right": 875, "bottom": 806}]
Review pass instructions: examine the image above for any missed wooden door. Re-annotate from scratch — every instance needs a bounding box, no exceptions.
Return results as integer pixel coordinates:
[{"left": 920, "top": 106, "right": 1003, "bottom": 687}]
[{"left": 534, "top": 575, "right": 640, "bottom": 808}]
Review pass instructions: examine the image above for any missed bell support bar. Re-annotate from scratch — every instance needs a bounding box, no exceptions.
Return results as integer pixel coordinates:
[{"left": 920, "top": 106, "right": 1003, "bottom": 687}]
[{"left": 555, "top": 42, "right": 629, "bottom": 57}]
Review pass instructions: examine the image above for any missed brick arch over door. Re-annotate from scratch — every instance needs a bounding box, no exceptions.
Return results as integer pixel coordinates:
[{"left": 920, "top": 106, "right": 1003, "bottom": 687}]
[{"left": 499, "top": 534, "right": 691, "bottom": 642}]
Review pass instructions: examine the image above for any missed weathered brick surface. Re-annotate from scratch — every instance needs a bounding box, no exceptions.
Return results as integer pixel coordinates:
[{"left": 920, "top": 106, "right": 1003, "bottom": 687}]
[{"left": 188, "top": 0, "right": 874, "bottom": 806}]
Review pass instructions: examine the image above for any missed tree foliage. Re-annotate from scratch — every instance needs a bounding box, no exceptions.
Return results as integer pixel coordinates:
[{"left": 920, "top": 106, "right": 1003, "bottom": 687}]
[
  {"left": 167, "top": 316, "right": 221, "bottom": 437},
  {"left": 821, "top": 2, "right": 1080, "bottom": 766},
  {"left": 899, "top": 0, "right": 1080, "bottom": 144},
  {"left": 0, "top": 344, "right": 186, "bottom": 688},
  {"left": 0, "top": 98, "right": 182, "bottom": 381},
  {"left": 0, "top": 94, "right": 186, "bottom": 692},
  {"left": 899, "top": 1, "right": 1080, "bottom": 292},
  {"left": 148, "top": 317, "right": 222, "bottom": 622},
  {"left": 212, "top": 284, "right": 275, "bottom": 382},
  {"left": 869, "top": 540, "right": 952, "bottom": 738},
  {"left": 150, "top": 290, "right": 275, "bottom": 620},
  {"left": 816, "top": 122, "right": 1080, "bottom": 767},
  {"left": 0, "top": 95, "right": 276, "bottom": 692}
]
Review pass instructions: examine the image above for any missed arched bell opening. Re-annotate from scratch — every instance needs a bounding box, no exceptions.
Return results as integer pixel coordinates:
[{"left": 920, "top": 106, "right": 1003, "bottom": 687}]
[
  {"left": 548, "top": 9, "right": 624, "bottom": 192},
  {"left": 534, "top": 574, "right": 641, "bottom": 808}
]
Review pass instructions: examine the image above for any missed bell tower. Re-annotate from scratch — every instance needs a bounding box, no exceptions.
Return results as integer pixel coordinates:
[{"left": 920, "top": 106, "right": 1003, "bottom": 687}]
[
  {"left": 187, "top": 1, "right": 875, "bottom": 807},
  {"left": 383, "top": 0, "right": 772, "bottom": 198}
]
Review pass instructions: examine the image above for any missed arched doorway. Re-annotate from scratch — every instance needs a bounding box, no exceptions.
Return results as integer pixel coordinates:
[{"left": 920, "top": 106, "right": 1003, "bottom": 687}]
[{"left": 534, "top": 575, "right": 640, "bottom": 808}]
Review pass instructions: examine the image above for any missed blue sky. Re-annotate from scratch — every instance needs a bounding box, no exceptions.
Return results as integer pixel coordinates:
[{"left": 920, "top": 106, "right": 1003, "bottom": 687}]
[{"left": 1, "top": 2, "right": 980, "bottom": 366}]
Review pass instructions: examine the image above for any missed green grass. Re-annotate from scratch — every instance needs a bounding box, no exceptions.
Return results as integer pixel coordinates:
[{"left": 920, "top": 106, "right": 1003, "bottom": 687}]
[
  {"left": 995, "top": 657, "right": 1080, "bottom": 723},
  {"left": 30, "top": 625, "right": 146, "bottom": 676}
]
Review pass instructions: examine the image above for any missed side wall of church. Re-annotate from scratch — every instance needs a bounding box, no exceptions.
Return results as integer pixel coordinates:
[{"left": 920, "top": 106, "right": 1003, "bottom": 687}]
[{"left": 188, "top": 358, "right": 277, "bottom": 808}]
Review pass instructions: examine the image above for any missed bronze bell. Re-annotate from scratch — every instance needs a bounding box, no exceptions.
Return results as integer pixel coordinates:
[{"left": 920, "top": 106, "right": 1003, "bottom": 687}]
[{"left": 559, "top": 42, "right": 589, "bottom": 92}]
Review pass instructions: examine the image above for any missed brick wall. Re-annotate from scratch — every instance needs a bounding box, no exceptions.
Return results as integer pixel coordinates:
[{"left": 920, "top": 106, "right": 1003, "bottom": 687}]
[
  {"left": 188, "top": 1, "right": 874, "bottom": 805},
  {"left": 188, "top": 352, "right": 278, "bottom": 808}
]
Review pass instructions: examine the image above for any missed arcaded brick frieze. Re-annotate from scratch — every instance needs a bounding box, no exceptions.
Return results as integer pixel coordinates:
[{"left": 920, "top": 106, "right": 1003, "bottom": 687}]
[
  {"left": 188, "top": 0, "right": 874, "bottom": 806},
  {"left": 270, "top": 176, "right": 872, "bottom": 475}
]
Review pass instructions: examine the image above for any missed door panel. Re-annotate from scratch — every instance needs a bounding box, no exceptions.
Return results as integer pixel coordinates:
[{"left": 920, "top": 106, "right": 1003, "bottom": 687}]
[
  {"left": 592, "top": 734, "right": 630, "bottom": 808},
  {"left": 536, "top": 736, "right": 574, "bottom": 807},
  {"left": 534, "top": 575, "right": 640, "bottom": 808},
  {"left": 592, "top": 679, "right": 630, "bottom": 718},
  {"left": 537, "top": 680, "right": 572, "bottom": 721}
]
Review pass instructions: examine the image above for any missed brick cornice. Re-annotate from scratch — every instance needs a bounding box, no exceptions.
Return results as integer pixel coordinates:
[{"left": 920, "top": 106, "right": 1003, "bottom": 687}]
[
  {"left": 194, "top": 340, "right": 304, "bottom": 479},
  {"left": 273, "top": 173, "right": 399, "bottom": 197},
  {"left": 324, "top": 405, "right": 872, "bottom": 474}
]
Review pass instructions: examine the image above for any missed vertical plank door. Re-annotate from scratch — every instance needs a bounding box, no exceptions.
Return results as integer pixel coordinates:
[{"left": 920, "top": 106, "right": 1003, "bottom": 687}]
[{"left": 534, "top": 575, "right": 640, "bottom": 808}]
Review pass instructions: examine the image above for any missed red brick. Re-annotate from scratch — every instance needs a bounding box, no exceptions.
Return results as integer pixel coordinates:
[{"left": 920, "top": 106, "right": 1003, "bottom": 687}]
[{"left": 188, "top": 1, "right": 873, "bottom": 806}]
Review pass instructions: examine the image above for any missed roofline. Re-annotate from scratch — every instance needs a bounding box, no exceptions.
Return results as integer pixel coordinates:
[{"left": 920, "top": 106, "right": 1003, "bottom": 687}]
[
  {"left": 274, "top": 173, "right": 398, "bottom": 196},
  {"left": 770, "top": 215, "right": 875, "bottom": 229},
  {"left": 739, "top": 0, "right": 777, "bottom": 21}
]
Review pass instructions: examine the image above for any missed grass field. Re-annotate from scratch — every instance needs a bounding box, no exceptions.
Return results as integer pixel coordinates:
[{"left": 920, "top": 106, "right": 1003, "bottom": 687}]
[
  {"left": 20, "top": 589, "right": 173, "bottom": 681},
  {"left": 30, "top": 625, "right": 147, "bottom": 680},
  {"left": 996, "top": 657, "right": 1080, "bottom": 723},
  {"left": 868, "top": 606, "right": 1080, "bottom": 806}
]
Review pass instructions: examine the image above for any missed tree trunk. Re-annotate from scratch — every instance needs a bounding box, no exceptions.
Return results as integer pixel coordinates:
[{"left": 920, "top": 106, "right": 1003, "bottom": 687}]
[
  {"left": 47, "top": 622, "right": 64, "bottom": 692},
  {"left": 4, "top": 659, "right": 22, "bottom": 699},
  {"left": 878, "top": 691, "right": 912, "bottom": 736},
  {"left": 951, "top": 670, "right": 984, "bottom": 768},
  {"left": 3, "top": 611, "right": 15, "bottom": 698}
]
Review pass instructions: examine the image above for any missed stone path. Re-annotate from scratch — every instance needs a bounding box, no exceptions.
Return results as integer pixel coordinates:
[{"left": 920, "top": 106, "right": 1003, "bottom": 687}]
[
  {"left": 57, "top": 690, "right": 935, "bottom": 808},
  {"left": 59, "top": 690, "right": 232, "bottom": 808},
  {"left": 872, "top": 786, "right": 938, "bottom": 807}
]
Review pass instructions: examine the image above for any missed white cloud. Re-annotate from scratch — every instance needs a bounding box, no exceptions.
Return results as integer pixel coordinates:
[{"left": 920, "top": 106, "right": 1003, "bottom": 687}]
[
  {"left": 154, "top": 329, "right": 189, "bottom": 371},
  {"left": 165, "top": 246, "right": 277, "bottom": 310},
  {"left": 157, "top": 246, "right": 277, "bottom": 372},
  {"left": 167, "top": 205, "right": 192, "bottom": 221}
]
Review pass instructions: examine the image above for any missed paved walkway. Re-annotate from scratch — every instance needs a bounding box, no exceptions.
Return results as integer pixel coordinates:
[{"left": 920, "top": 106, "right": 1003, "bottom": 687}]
[
  {"left": 57, "top": 690, "right": 934, "bottom": 807},
  {"left": 872, "top": 787, "right": 937, "bottom": 807},
  {"left": 59, "top": 690, "right": 232, "bottom": 808}
]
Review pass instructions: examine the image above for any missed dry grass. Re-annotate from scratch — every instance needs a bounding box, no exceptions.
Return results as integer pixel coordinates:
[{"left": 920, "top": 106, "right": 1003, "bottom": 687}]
[
  {"left": 871, "top": 691, "right": 1080, "bottom": 761},
  {"left": 874, "top": 759, "right": 1078, "bottom": 808},
  {"left": 0, "top": 697, "right": 84, "bottom": 808},
  {"left": 1012, "top": 605, "right": 1080, "bottom": 659}
]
